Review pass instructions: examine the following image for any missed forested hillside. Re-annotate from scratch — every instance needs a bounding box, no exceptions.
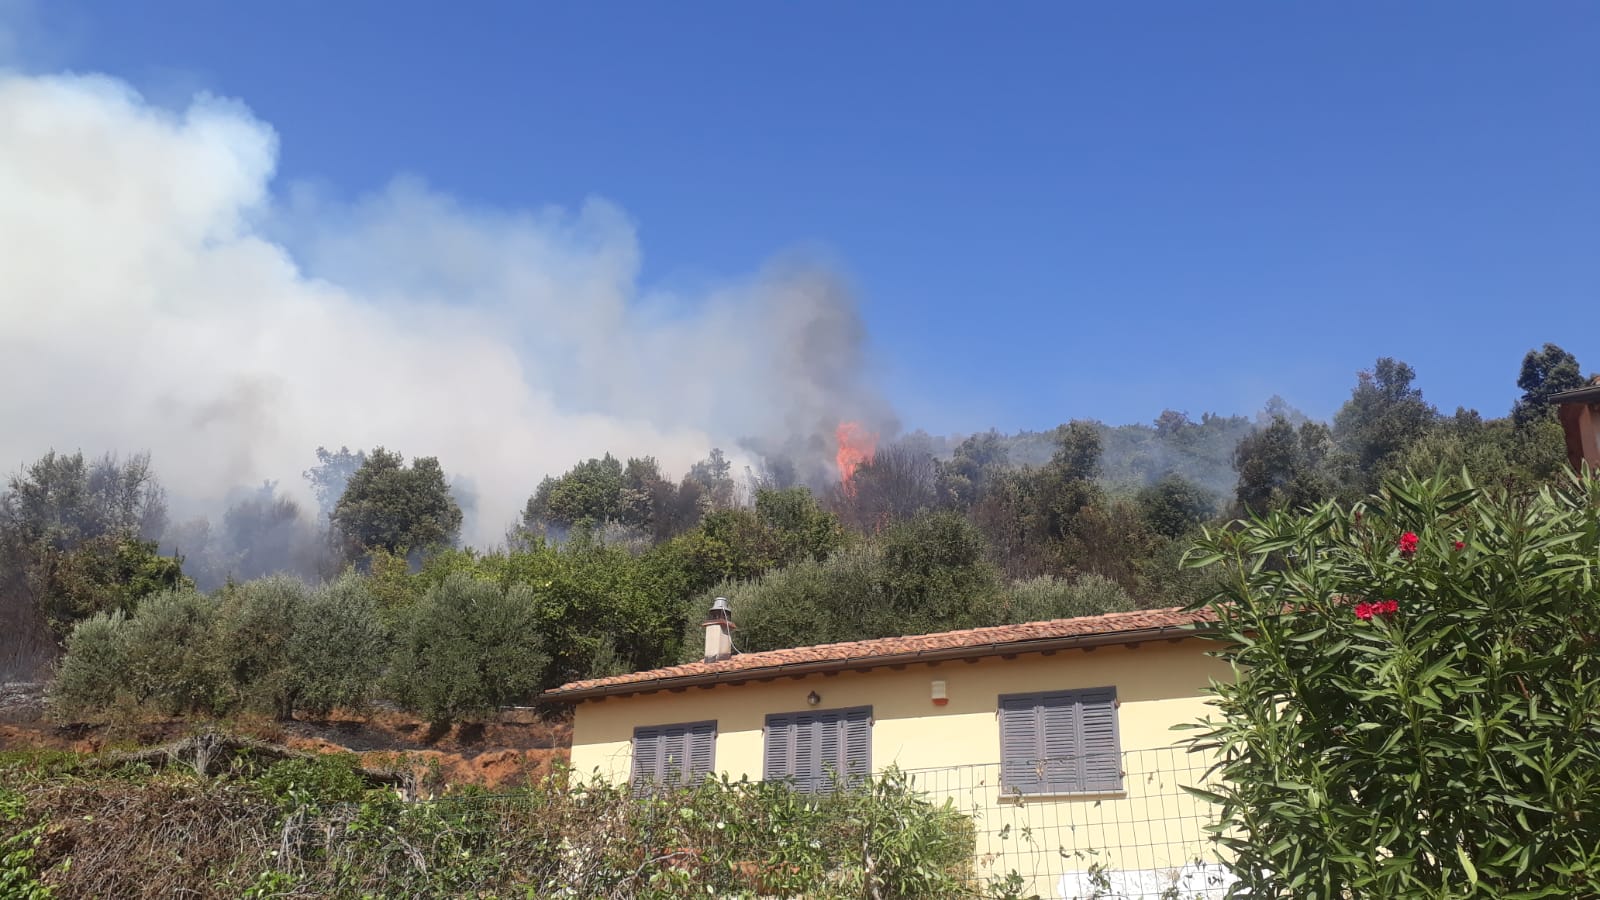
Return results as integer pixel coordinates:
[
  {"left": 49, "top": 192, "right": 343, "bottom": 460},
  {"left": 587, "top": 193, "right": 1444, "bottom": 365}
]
[{"left": 2, "top": 344, "right": 1585, "bottom": 724}]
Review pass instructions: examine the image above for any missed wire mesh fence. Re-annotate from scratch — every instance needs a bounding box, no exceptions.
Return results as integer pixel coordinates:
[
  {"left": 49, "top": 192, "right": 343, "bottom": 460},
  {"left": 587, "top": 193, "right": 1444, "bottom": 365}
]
[{"left": 901, "top": 746, "right": 1233, "bottom": 899}]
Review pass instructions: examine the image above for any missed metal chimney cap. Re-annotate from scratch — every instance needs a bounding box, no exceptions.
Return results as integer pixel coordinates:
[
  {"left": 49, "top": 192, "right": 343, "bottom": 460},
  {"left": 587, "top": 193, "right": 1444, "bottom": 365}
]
[{"left": 711, "top": 597, "right": 731, "bottom": 613}]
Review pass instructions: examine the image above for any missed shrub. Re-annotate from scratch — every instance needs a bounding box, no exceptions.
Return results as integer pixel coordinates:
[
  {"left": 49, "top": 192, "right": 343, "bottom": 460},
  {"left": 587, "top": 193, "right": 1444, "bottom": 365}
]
[
  {"left": 214, "top": 576, "right": 308, "bottom": 718},
  {"left": 119, "top": 588, "right": 226, "bottom": 716},
  {"left": 1186, "top": 472, "right": 1600, "bottom": 897},
  {"left": 387, "top": 574, "right": 548, "bottom": 723},
  {"left": 1002, "top": 573, "right": 1134, "bottom": 622},
  {"left": 49, "top": 611, "right": 130, "bottom": 718},
  {"left": 50, "top": 588, "right": 229, "bottom": 719},
  {"left": 2, "top": 763, "right": 983, "bottom": 899},
  {"left": 287, "top": 573, "right": 389, "bottom": 717}
]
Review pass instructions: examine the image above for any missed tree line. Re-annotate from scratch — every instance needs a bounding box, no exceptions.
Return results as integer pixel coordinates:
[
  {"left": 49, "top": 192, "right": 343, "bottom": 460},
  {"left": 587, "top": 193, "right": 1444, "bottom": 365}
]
[{"left": 7, "top": 343, "right": 1587, "bottom": 722}]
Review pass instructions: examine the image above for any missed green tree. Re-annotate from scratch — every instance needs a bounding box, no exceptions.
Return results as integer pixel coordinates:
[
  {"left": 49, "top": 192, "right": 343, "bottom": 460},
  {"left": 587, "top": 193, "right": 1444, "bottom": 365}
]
[
  {"left": 302, "top": 446, "right": 367, "bottom": 519},
  {"left": 1513, "top": 342, "right": 1585, "bottom": 426},
  {"left": 713, "top": 509, "right": 1006, "bottom": 654},
  {"left": 1, "top": 451, "right": 184, "bottom": 658},
  {"left": 1135, "top": 473, "right": 1217, "bottom": 539},
  {"left": 52, "top": 582, "right": 328, "bottom": 720},
  {"left": 1187, "top": 473, "right": 1600, "bottom": 896},
  {"left": 330, "top": 448, "right": 462, "bottom": 560},
  {"left": 47, "top": 535, "right": 187, "bottom": 629},
  {"left": 48, "top": 610, "right": 131, "bottom": 718},
  {"left": 388, "top": 574, "right": 549, "bottom": 723},
  {"left": 119, "top": 588, "right": 226, "bottom": 716},
  {"left": 523, "top": 454, "right": 625, "bottom": 531},
  {"left": 685, "top": 448, "right": 737, "bottom": 511},
  {"left": 1232, "top": 416, "right": 1332, "bottom": 514},
  {"left": 936, "top": 430, "right": 1009, "bottom": 509},
  {"left": 754, "top": 486, "right": 847, "bottom": 566},
  {"left": 1002, "top": 573, "right": 1134, "bottom": 622},
  {"left": 213, "top": 576, "right": 309, "bottom": 719},
  {"left": 1329, "top": 357, "right": 1437, "bottom": 495},
  {"left": 288, "top": 573, "right": 390, "bottom": 716}
]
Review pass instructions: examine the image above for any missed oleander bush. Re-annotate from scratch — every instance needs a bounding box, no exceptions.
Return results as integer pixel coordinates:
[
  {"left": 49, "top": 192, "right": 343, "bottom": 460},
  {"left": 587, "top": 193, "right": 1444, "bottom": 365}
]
[{"left": 1186, "top": 471, "right": 1600, "bottom": 897}]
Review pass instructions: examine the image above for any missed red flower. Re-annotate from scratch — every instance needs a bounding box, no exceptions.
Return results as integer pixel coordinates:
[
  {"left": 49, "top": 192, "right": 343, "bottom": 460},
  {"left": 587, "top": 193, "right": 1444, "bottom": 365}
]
[
  {"left": 1398, "top": 532, "right": 1419, "bottom": 555},
  {"left": 1453, "top": 541, "right": 1465, "bottom": 551},
  {"left": 1354, "top": 599, "right": 1399, "bottom": 621}
]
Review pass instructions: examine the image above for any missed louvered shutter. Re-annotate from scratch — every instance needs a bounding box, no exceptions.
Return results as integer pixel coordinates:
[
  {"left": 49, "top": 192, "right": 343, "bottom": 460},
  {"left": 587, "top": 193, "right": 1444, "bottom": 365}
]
[
  {"left": 687, "top": 721, "right": 716, "bottom": 783},
  {"left": 765, "top": 713, "right": 794, "bottom": 783},
  {"left": 999, "top": 688, "right": 1121, "bottom": 795},
  {"left": 1038, "top": 692, "right": 1080, "bottom": 794},
  {"left": 1078, "top": 689, "right": 1122, "bottom": 792},
  {"left": 841, "top": 707, "right": 871, "bottom": 789},
  {"left": 793, "top": 712, "right": 821, "bottom": 792},
  {"left": 999, "top": 695, "right": 1041, "bottom": 795},
  {"left": 765, "top": 708, "right": 871, "bottom": 793},
  {"left": 631, "top": 727, "right": 662, "bottom": 796},
  {"left": 817, "top": 711, "right": 842, "bottom": 792},
  {"left": 661, "top": 725, "right": 688, "bottom": 786}
]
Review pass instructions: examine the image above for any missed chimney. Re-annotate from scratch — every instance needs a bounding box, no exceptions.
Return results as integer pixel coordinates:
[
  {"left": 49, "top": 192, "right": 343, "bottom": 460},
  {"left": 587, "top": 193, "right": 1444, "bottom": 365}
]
[{"left": 703, "top": 597, "right": 735, "bottom": 663}]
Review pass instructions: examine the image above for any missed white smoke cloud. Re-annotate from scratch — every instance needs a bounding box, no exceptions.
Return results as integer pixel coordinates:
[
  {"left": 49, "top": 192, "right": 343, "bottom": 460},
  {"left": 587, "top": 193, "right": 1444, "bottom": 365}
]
[{"left": 0, "top": 69, "right": 889, "bottom": 545}]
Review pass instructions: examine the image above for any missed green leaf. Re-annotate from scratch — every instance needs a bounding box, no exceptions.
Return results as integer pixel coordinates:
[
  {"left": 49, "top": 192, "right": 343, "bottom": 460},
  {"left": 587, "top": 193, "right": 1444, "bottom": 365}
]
[{"left": 1458, "top": 845, "right": 1479, "bottom": 886}]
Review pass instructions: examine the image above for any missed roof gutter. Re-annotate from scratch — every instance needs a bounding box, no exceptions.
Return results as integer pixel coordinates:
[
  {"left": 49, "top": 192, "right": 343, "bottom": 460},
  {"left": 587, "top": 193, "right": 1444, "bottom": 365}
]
[{"left": 540, "top": 620, "right": 1207, "bottom": 703}]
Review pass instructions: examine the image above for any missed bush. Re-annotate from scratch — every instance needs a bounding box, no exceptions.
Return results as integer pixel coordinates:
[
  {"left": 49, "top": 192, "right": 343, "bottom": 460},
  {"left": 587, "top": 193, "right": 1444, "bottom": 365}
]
[
  {"left": 700, "top": 510, "right": 1008, "bottom": 655},
  {"left": 51, "top": 588, "right": 230, "bottom": 719},
  {"left": 1187, "top": 472, "right": 1600, "bottom": 897},
  {"left": 1, "top": 763, "right": 984, "bottom": 899},
  {"left": 287, "top": 573, "right": 389, "bottom": 717},
  {"left": 1002, "top": 573, "right": 1134, "bottom": 622},
  {"left": 49, "top": 611, "right": 130, "bottom": 719},
  {"left": 387, "top": 574, "right": 549, "bottom": 723},
  {"left": 119, "top": 588, "right": 226, "bottom": 716},
  {"left": 214, "top": 576, "right": 308, "bottom": 718}
]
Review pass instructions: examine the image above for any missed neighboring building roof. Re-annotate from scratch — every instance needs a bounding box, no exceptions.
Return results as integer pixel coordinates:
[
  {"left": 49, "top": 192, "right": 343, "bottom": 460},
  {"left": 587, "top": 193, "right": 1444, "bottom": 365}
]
[
  {"left": 542, "top": 607, "right": 1215, "bottom": 702},
  {"left": 1551, "top": 384, "right": 1600, "bottom": 405}
]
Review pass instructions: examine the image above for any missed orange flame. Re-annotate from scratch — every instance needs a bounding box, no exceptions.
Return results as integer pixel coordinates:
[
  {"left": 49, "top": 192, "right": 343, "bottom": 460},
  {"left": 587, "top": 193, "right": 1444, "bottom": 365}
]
[{"left": 835, "top": 421, "right": 877, "bottom": 494}]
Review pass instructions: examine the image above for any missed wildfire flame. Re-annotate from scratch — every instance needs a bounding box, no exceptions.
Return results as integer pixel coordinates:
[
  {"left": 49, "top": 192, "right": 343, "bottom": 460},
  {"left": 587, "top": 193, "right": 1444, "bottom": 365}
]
[{"left": 835, "top": 421, "right": 877, "bottom": 495}]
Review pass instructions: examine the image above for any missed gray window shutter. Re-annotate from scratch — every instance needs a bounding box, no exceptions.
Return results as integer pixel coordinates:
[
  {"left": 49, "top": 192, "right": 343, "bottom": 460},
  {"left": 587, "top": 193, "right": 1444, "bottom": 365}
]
[
  {"left": 842, "top": 707, "right": 871, "bottom": 788},
  {"left": 764, "top": 713, "right": 794, "bottom": 782},
  {"left": 766, "top": 707, "right": 871, "bottom": 793},
  {"left": 633, "top": 721, "right": 717, "bottom": 794},
  {"left": 688, "top": 721, "right": 716, "bottom": 782},
  {"left": 793, "top": 712, "right": 821, "bottom": 792},
  {"left": 999, "top": 695, "right": 1041, "bottom": 795},
  {"left": 1039, "top": 692, "right": 1080, "bottom": 793},
  {"left": 818, "top": 711, "right": 842, "bottom": 791},
  {"left": 631, "top": 727, "right": 662, "bottom": 796},
  {"left": 661, "top": 725, "right": 688, "bottom": 785},
  {"left": 999, "top": 688, "right": 1121, "bottom": 795},
  {"left": 1078, "top": 688, "right": 1122, "bottom": 792}
]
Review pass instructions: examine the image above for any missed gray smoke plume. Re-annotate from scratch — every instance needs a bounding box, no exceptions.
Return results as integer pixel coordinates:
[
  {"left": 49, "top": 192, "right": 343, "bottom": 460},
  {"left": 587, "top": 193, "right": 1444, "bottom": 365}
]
[{"left": 0, "top": 68, "right": 891, "bottom": 547}]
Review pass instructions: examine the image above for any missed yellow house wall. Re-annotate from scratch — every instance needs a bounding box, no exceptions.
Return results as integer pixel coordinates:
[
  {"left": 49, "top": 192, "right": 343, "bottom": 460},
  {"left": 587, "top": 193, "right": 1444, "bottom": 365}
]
[{"left": 568, "top": 639, "right": 1231, "bottom": 895}]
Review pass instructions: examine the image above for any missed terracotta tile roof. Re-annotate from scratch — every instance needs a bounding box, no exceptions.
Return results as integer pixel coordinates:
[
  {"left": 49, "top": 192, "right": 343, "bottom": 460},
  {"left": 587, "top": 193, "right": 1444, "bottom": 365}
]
[{"left": 542, "top": 606, "right": 1215, "bottom": 701}]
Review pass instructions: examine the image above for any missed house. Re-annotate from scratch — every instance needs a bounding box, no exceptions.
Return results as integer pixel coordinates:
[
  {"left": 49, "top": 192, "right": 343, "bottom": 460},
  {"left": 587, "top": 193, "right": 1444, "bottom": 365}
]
[
  {"left": 542, "top": 600, "right": 1230, "bottom": 899},
  {"left": 1553, "top": 380, "right": 1600, "bottom": 472}
]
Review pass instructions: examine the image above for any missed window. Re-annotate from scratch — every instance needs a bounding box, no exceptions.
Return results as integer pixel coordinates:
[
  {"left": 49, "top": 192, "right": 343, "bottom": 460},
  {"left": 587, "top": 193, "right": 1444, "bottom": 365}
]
[
  {"left": 763, "top": 706, "right": 871, "bottom": 793},
  {"left": 999, "top": 687, "right": 1122, "bottom": 795},
  {"left": 631, "top": 720, "right": 716, "bottom": 795}
]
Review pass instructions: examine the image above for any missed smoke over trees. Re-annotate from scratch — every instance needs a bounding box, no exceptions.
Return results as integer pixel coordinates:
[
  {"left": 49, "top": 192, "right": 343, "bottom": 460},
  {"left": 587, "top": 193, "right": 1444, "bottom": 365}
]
[
  {"left": 0, "top": 66, "right": 893, "bottom": 550},
  {"left": 26, "top": 343, "right": 1588, "bottom": 721}
]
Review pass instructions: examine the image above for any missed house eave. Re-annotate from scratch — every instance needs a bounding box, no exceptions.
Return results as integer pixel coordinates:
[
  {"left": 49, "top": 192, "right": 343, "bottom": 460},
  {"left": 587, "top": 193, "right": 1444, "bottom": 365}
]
[{"left": 540, "top": 621, "right": 1206, "bottom": 703}]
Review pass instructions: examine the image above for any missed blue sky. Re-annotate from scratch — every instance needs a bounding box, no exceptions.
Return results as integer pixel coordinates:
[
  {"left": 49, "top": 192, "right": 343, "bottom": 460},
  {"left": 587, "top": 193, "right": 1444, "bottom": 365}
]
[{"left": 20, "top": 1, "right": 1600, "bottom": 434}]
